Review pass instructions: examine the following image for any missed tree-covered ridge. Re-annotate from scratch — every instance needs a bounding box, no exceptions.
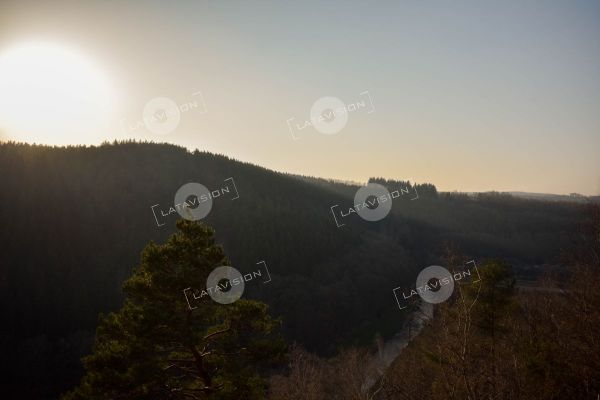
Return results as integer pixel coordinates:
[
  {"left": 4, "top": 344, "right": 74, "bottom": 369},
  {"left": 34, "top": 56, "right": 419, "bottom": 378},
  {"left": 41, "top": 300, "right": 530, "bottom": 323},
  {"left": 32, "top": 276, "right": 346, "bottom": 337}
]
[{"left": 0, "top": 141, "right": 585, "bottom": 398}]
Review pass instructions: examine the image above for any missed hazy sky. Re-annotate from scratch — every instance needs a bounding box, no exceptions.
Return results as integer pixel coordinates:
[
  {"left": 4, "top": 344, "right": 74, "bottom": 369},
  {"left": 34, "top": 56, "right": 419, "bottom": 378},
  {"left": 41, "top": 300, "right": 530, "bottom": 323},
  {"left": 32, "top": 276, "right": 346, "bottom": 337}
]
[{"left": 1, "top": 0, "right": 599, "bottom": 195}]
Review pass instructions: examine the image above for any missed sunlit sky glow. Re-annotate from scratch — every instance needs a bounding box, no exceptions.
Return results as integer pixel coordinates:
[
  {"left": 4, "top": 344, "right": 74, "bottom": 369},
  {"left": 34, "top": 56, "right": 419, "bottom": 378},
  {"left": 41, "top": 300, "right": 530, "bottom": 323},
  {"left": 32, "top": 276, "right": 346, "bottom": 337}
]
[
  {"left": 0, "top": 0, "right": 599, "bottom": 195},
  {"left": 0, "top": 41, "right": 119, "bottom": 144}
]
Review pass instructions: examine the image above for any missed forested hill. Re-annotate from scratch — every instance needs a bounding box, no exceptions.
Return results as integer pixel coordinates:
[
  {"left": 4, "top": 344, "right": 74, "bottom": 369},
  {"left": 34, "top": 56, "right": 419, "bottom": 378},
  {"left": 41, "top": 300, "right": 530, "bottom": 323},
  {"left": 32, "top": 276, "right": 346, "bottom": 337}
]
[{"left": 0, "top": 141, "right": 586, "bottom": 398}]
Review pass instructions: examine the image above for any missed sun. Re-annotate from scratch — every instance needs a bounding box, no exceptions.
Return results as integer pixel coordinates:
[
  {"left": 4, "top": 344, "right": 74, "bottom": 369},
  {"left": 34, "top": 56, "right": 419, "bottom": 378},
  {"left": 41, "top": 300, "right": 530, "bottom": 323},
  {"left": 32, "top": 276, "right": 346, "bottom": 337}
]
[{"left": 0, "top": 41, "right": 118, "bottom": 145}]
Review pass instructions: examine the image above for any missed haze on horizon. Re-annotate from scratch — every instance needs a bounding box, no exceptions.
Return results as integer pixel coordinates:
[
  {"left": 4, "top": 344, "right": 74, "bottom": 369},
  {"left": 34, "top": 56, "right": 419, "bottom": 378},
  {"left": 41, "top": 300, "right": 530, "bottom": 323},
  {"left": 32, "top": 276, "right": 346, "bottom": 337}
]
[{"left": 0, "top": 0, "right": 599, "bottom": 195}]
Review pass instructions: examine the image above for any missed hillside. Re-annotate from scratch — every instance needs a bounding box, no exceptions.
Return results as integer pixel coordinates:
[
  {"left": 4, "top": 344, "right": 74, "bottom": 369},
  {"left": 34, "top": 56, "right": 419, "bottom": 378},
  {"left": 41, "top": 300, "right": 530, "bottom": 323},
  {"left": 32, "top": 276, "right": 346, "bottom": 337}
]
[{"left": 0, "top": 141, "right": 585, "bottom": 398}]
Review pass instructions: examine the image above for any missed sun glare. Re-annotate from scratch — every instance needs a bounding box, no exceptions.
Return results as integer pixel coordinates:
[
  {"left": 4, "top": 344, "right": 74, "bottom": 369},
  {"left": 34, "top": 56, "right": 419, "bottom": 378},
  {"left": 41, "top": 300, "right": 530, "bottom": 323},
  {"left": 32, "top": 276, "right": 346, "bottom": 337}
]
[{"left": 0, "top": 41, "right": 118, "bottom": 145}]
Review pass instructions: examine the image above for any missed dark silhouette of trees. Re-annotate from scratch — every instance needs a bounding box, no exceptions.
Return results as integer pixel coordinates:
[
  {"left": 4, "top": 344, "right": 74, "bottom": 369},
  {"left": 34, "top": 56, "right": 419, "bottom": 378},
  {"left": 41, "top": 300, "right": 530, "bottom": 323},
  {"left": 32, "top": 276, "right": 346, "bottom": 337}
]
[
  {"left": 63, "top": 220, "right": 285, "bottom": 400},
  {"left": 0, "top": 141, "right": 589, "bottom": 398}
]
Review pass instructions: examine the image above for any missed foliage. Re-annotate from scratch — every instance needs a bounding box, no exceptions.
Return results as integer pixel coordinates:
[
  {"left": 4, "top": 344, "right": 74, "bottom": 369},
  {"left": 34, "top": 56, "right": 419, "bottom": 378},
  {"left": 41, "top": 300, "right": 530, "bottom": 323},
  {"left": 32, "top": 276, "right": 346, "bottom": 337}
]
[
  {"left": 62, "top": 220, "right": 285, "bottom": 400},
  {"left": 0, "top": 141, "right": 586, "bottom": 398},
  {"left": 268, "top": 206, "right": 600, "bottom": 399}
]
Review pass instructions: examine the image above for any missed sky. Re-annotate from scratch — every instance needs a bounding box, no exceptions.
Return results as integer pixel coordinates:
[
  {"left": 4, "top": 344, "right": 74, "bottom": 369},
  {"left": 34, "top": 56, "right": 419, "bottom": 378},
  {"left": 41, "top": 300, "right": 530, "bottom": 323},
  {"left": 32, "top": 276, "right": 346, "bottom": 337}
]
[{"left": 0, "top": 0, "right": 599, "bottom": 195}]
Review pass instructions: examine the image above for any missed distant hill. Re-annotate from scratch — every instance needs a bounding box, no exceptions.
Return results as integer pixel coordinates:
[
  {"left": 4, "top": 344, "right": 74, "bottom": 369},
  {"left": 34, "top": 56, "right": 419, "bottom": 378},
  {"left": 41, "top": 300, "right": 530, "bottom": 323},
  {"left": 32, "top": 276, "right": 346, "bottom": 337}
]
[
  {"left": 0, "top": 141, "right": 586, "bottom": 398},
  {"left": 506, "top": 191, "right": 599, "bottom": 203}
]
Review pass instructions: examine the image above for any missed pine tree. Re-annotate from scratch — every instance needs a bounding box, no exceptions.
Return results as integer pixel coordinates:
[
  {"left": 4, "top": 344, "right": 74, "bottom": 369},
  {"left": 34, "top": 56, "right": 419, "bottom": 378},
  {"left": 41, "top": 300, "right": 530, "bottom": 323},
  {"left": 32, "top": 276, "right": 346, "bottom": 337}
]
[{"left": 62, "top": 219, "right": 285, "bottom": 400}]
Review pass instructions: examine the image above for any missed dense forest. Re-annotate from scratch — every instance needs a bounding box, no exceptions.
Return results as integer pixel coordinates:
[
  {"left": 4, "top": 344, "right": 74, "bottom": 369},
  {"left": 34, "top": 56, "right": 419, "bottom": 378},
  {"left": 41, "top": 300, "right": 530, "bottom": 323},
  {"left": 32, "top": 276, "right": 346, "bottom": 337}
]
[
  {"left": 269, "top": 207, "right": 600, "bottom": 399},
  {"left": 0, "top": 141, "right": 591, "bottom": 399}
]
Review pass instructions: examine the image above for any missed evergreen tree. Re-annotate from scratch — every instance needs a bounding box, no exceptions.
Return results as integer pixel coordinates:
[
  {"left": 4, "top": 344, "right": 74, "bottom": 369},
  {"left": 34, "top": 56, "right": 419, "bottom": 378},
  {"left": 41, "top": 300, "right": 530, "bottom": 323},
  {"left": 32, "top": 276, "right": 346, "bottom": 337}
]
[{"left": 62, "top": 220, "right": 285, "bottom": 400}]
